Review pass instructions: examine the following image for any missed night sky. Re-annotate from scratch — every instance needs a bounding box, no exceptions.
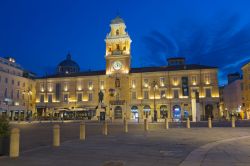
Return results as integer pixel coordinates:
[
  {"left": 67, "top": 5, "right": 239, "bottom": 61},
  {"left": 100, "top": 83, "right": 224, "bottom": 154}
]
[{"left": 1, "top": 0, "right": 250, "bottom": 85}]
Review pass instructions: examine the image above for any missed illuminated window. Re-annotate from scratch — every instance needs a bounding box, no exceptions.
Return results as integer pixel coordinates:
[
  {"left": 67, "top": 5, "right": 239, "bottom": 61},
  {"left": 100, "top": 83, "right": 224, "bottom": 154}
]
[
  {"left": 205, "top": 88, "right": 211, "bottom": 97},
  {"left": 88, "top": 81, "right": 93, "bottom": 90},
  {"left": 100, "top": 80, "right": 104, "bottom": 90},
  {"left": 160, "top": 90, "right": 166, "bottom": 99},
  {"left": 144, "top": 79, "right": 148, "bottom": 87},
  {"left": 132, "top": 80, "right": 136, "bottom": 88},
  {"left": 63, "top": 94, "right": 69, "bottom": 102},
  {"left": 191, "top": 76, "right": 197, "bottom": 85},
  {"left": 173, "top": 90, "right": 179, "bottom": 99},
  {"left": 204, "top": 74, "right": 210, "bottom": 84},
  {"left": 132, "top": 91, "right": 136, "bottom": 99},
  {"left": 40, "top": 94, "right": 44, "bottom": 103},
  {"left": 144, "top": 91, "right": 149, "bottom": 99},
  {"left": 48, "top": 94, "right": 52, "bottom": 103},
  {"left": 77, "top": 93, "right": 82, "bottom": 102},
  {"left": 88, "top": 93, "right": 93, "bottom": 101},
  {"left": 160, "top": 77, "right": 165, "bottom": 87}
]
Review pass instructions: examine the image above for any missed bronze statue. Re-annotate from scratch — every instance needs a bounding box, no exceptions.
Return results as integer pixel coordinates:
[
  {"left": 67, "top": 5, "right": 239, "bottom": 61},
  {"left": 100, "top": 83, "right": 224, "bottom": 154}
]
[{"left": 98, "top": 90, "right": 104, "bottom": 103}]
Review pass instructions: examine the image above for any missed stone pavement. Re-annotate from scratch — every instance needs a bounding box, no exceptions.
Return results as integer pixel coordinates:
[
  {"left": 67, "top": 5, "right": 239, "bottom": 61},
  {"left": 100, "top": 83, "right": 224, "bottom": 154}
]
[{"left": 1, "top": 126, "right": 250, "bottom": 166}]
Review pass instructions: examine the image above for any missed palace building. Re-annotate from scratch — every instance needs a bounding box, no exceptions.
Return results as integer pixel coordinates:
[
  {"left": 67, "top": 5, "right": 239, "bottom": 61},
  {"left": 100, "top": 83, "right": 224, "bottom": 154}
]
[
  {"left": 242, "top": 62, "right": 250, "bottom": 118},
  {"left": 0, "top": 57, "right": 36, "bottom": 120},
  {"left": 35, "top": 16, "right": 220, "bottom": 122}
]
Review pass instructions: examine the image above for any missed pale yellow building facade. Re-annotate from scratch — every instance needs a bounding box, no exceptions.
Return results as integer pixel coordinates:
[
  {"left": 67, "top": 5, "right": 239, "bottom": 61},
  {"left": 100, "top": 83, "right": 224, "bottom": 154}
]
[
  {"left": 35, "top": 16, "right": 220, "bottom": 121},
  {"left": 0, "top": 57, "right": 36, "bottom": 120},
  {"left": 242, "top": 62, "right": 250, "bottom": 118}
]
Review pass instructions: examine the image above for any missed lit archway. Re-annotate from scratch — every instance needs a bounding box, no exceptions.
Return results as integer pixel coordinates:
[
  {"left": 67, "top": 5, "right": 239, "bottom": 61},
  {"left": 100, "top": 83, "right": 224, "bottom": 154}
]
[
  {"left": 160, "top": 105, "right": 168, "bottom": 118},
  {"left": 131, "top": 106, "right": 139, "bottom": 120},
  {"left": 143, "top": 105, "right": 151, "bottom": 118}
]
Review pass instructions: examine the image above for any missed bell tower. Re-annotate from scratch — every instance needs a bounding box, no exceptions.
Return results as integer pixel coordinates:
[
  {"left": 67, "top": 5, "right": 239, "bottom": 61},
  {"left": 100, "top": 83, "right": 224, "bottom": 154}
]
[{"left": 105, "top": 16, "right": 132, "bottom": 75}]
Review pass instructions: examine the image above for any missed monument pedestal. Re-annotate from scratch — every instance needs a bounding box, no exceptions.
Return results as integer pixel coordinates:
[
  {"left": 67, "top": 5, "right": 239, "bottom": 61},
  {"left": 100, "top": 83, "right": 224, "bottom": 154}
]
[{"left": 94, "top": 103, "right": 105, "bottom": 121}]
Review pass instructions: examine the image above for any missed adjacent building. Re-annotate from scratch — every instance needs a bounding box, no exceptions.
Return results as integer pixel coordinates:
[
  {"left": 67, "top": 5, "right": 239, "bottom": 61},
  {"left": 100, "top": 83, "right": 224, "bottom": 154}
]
[
  {"left": 35, "top": 16, "right": 220, "bottom": 122},
  {"left": 242, "top": 62, "right": 250, "bottom": 118},
  {"left": 223, "top": 77, "right": 244, "bottom": 119},
  {"left": 0, "top": 57, "right": 36, "bottom": 120}
]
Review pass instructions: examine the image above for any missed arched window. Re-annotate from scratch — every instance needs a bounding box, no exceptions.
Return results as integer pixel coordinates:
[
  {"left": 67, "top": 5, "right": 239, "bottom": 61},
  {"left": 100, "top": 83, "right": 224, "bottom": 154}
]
[
  {"left": 160, "top": 105, "right": 168, "bottom": 118},
  {"left": 116, "top": 29, "right": 119, "bottom": 35}
]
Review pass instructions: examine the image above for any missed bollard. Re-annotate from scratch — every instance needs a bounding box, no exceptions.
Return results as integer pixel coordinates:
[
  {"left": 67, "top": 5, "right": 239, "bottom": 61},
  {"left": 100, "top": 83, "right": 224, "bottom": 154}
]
[
  {"left": 80, "top": 121, "right": 86, "bottom": 140},
  {"left": 144, "top": 119, "right": 148, "bottom": 131},
  {"left": 124, "top": 118, "right": 128, "bottom": 133},
  {"left": 208, "top": 117, "right": 212, "bottom": 128},
  {"left": 9, "top": 128, "right": 20, "bottom": 158},
  {"left": 165, "top": 118, "right": 169, "bottom": 130},
  {"left": 232, "top": 116, "right": 236, "bottom": 128},
  {"left": 53, "top": 124, "right": 60, "bottom": 147},
  {"left": 103, "top": 121, "right": 108, "bottom": 136},
  {"left": 186, "top": 118, "right": 190, "bottom": 129}
]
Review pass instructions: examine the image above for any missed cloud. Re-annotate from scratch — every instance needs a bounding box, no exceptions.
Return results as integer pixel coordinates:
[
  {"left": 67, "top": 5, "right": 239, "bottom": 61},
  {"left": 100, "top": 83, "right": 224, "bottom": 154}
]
[{"left": 142, "top": 14, "right": 250, "bottom": 84}]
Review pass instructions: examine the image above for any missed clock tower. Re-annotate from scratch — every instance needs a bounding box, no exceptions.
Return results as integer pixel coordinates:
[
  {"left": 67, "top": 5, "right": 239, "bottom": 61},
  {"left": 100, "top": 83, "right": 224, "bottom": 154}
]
[{"left": 105, "top": 16, "right": 132, "bottom": 75}]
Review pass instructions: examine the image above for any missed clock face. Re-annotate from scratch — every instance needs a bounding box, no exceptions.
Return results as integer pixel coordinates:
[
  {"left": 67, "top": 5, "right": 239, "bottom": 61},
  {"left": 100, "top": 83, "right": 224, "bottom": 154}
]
[{"left": 113, "top": 61, "right": 122, "bottom": 70}]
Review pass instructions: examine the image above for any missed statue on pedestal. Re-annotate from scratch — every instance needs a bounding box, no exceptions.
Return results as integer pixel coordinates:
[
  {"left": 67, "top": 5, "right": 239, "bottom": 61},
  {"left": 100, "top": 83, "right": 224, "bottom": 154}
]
[{"left": 98, "top": 90, "right": 104, "bottom": 104}]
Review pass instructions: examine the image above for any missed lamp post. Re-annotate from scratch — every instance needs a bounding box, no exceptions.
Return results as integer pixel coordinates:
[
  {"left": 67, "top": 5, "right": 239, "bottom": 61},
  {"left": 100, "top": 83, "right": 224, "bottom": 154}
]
[
  {"left": 23, "top": 89, "right": 32, "bottom": 121},
  {"left": 151, "top": 81, "right": 158, "bottom": 122}
]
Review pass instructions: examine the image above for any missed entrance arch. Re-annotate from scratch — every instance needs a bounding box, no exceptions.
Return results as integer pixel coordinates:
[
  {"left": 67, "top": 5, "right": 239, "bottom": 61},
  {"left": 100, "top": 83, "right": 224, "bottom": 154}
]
[
  {"left": 205, "top": 104, "right": 213, "bottom": 120},
  {"left": 131, "top": 106, "right": 139, "bottom": 120},
  {"left": 173, "top": 105, "right": 181, "bottom": 121},
  {"left": 114, "top": 106, "right": 122, "bottom": 119},
  {"left": 143, "top": 105, "right": 151, "bottom": 118},
  {"left": 160, "top": 105, "right": 168, "bottom": 118}
]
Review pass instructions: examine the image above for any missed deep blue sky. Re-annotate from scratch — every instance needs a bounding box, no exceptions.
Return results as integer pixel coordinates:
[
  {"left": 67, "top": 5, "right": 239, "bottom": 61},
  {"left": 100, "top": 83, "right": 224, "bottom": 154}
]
[{"left": 1, "top": 0, "right": 250, "bottom": 85}]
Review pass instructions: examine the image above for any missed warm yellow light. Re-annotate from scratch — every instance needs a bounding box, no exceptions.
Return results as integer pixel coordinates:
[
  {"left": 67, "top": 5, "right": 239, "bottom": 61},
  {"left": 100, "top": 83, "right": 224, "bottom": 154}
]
[
  {"left": 41, "top": 88, "right": 44, "bottom": 92},
  {"left": 173, "top": 81, "right": 178, "bottom": 86},
  {"left": 48, "top": 88, "right": 52, "bottom": 92},
  {"left": 64, "top": 86, "right": 68, "bottom": 91},
  {"left": 192, "top": 82, "right": 197, "bottom": 85},
  {"left": 150, "top": 96, "right": 160, "bottom": 99},
  {"left": 100, "top": 85, "right": 104, "bottom": 90},
  {"left": 89, "top": 86, "right": 93, "bottom": 90},
  {"left": 77, "top": 86, "right": 82, "bottom": 91},
  {"left": 132, "top": 84, "right": 135, "bottom": 89}
]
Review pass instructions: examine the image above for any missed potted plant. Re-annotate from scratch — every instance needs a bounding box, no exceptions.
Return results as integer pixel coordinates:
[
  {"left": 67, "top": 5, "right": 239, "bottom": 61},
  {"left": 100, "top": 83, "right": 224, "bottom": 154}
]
[{"left": 0, "top": 116, "right": 10, "bottom": 156}]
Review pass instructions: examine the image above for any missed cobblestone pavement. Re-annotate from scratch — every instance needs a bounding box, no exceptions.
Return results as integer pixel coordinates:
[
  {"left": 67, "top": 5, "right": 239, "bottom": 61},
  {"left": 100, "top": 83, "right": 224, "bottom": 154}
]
[{"left": 1, "top": 122, "right": 250, "bottom": 166}]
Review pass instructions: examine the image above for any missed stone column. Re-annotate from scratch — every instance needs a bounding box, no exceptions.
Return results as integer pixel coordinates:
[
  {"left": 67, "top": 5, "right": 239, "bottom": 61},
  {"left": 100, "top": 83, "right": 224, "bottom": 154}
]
[
  {"left": 102, "top": 121, "right": 108, "bottom": 136},
  {"left": 80, "top": 121, "right": 86, "bottom": 140},
  {"left": 53, "top": 124, "right": 60, "bottom": 147},
  {"left": 186, "top": 118, "right": 190, "bottom": 129},
  {"left": 144, "top": 119, "right": 148, "bottom": 131},
  {"left": 165, "top": 118, "right": 169, "bottom": 130},
  {"left": 124, "top": 118, "right": 128, "bottom": 133},
  {"left": 9, "top": 128, "right": 20, "bottom": 158},
  {"left": 232, "top": 116, "right": 236, "bottom": 128},
  {"left": 208, "top": 117, "right": 212, "bottom": 128}
]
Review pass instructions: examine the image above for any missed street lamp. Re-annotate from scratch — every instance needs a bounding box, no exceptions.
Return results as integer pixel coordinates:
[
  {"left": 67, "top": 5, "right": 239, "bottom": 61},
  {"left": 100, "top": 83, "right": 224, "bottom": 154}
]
[
  {"left": 23, "top": 89, "right": 32, "bottom": 121},
  {"left": 151, "top": 80, "right": 158, "bottom": 122}
]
